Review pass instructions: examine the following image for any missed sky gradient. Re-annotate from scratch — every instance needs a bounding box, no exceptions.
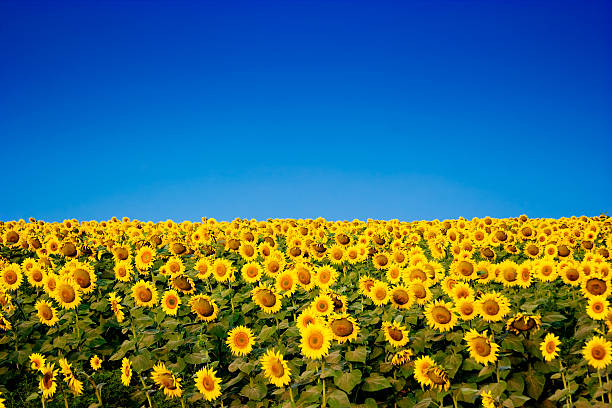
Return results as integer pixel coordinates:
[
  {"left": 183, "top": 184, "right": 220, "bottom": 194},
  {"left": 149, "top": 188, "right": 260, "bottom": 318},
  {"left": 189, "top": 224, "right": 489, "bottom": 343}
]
[{"left": 0, "top": 0, "right": 610, "bottom": 222}]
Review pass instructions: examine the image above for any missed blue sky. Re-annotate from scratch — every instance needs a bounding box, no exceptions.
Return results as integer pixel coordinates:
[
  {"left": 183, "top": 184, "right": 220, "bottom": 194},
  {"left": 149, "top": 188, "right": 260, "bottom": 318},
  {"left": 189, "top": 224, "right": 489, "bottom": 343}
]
[{"left": 0, "top": 0, "right": 610, "bottom": 222}]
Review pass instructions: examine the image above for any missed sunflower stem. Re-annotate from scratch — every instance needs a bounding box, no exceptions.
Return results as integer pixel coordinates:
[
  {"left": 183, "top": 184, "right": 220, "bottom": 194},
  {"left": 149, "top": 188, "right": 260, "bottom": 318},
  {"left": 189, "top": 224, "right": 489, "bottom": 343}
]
[
  {"left": 559, "top": 360, "right": 571, "bottom": 408},
  {"left": 138, "top": 373, "right": 153, "bottom": 408},
  {"left": 606, "top": 370, "right": 612, "bottom": 405},
  {"left": 41, "top": 395, "right": 46, "bottom": 408},
  {"left": 180, "top": 397, "right": 185, "bottom": 408},
  {"left": 289, "top": 386, "right": 294, "bottom": 403},
  {"left": 321, "top": 360, "right": 326, "bottom": 408}
]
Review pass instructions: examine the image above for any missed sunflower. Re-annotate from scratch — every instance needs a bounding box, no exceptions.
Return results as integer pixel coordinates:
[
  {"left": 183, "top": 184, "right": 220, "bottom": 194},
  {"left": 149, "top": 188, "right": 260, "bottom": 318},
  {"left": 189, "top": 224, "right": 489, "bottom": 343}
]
[
  {"left": 131, "top": 280, "right": 158, "bottom": 308},
  {"left": 368, "top": 281, "right": 390, "bottom": 306},
  {"left": 70, "top": 262, "right": 96, "bottom": 294},
  {"left": 559, "top": 261, "right": 581, "bottom": 286},
  {"left": 275, "top": 270, "right": 297, "bottom": 295},
  {"left": 39, "top": 363, "right": 58, "bottom": 398},
  {"left": 581, "top": 273, "right": 611, "bottom": 299},
  {"left": 42, "top": 272, "right": 59, "bottom": 296},
  {"left": 189, "top": 295, "right": 219, "bottom": 322},
  {"left": 453, "top": 298, "right": 477, "bottom": 321},
  {"left": 391, "top": 349, "right": 413, "bottom": 366},
  {"left": 135, "top": 246, "right": 156, "bottom": 271},
  {"left": 29, "top": 353, "right": 46, "bottom": 371},
  {"left": 226, "top": 326, "right": 256, "bottom": 356},
  {"left": 300, "top": 323, "right": 333, "bottom": 359},
  {"left": 540, "top": 333, "right": 561, "bottom": 362},
  {"left": 410, "top": 281, "right": 433, "bottom": 306},
  {"left": 0, "top": 264, "right": 23, "bottom": 291},
  {"left": 121, "top": 358, "right": 132, "bottom": 386},
  {"left": 90, "top": 355, "right": 102, "bottom": 371},
  {"left": 358, "top": 276, "right": 376, "bottom": 296},
  {"left": 112, "top": 244, "right": 131, "bottom": 262},
  {"left": 452, "top": 259, "right": 477, "bottom": 280},
  {"left": 252, "top": 284, "right": 282, "bottom": 314},
  {"left": 113, "top": 260, "right": 133, "bottom": 282},
  {"left": 194, "top": 366, "right": 222, "bottom": 401},
  {"left": 516, "top": 263, "right": 533, "bottom": 288},
  {"left": 151, "top": 362, "right": 183, "bottom": 398},
  {"left": 239, "top": 241, "right": 258, "bottom": 261},
  {"left": 295, "top": 263, "right": 315, "bottom": 291},
  {"left": 35, "top": 300, "right": 59, "bottom": 327},
  {"left": 314, "top": 265, "right": 338, "bottom": 290},
  {"left": 534, "top": 258, "right": 557, "bottom": 282},
  {"left": 195, "top": 258, "right": 212, "bottom": 280},
  {"left": 311, "top": 293, "right": 334, "bottom": 316},
  {"left": 413, "top": 355, "right": 435, "bottom": 388},
  {"left": 108, "top": 292, "right": 125, "bottom": 323},
  {"left": 425, "top": 300, "right": 458, "bottom": 332},
  {"left": 260, "top": 349, "right": 291, "bottom": 387},
  {"left": 296, "top": 308, "right": 325, "bottom": 330},
  {"left": 328, "top": 313, "right": 359, "bottom": 343},
  {"left": 263, "top": 256, "right": 284, "bottom": 278},
  {"left": 241, "top": 262, "right": 262, "bottom": 284},
  {"left": 0, "top": 314, "right": 11, "bottom": 331},
  {"left": 389, "top": 285, "right": 413, "bottom": 310},
  {"left": 165, "top": 256, "right": 185, "bottom": 276},
  {"left": 54, "top": 279, "right": 82, "bottom": 309},
  {"left": 583, "top": 336, "right": 612, "bottom": 369},
  {"left": 481, "top": 390, "right": 500, "bottom": 408},
  {"left": 476, "top": 292, "right": 510, "bottom": 322},
  {"left": 505, "top": 313, "right": 541, "bottom": 335},
  {"left": 170, "top": 273, "right": 196, "bottom": 295},
  {"left": 372, "top": 252, "right": 390, "bottom": 270},
  {"left": 212, "top": 258, "right": 235, "bottom": 282},
  {"left": 26, "top": 264, "right": 46, "bottom": 288},
  {"left": 161, "top": 290, "right": 181, "bottom": 315},
  {"left": 425, "top": 365, "right": 450, "bottom": 392},
  {"left": 586, "top": 295, "right": 609, "bottom": 320},
  {"left": 382, "top": 321, "right": 410, "bottom": 348},
  {"left": 464, "top": 330, "right": 499, "bottom": 366}
]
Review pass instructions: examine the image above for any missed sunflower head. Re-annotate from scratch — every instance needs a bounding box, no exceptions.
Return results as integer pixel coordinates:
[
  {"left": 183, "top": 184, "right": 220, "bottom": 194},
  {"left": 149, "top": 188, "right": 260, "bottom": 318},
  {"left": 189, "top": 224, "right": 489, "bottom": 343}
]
[
  {"left": 300, "top": 323, "right": 332, "bottom": 360},
  {"left": 540, "top": 333, "right": 561, "bottom": 362},
  {"left": 226, "top": 326, "right": 256, "bottom": 356},
  {"left": 189, "top": 295, "right": 218, "bottom": 322},
  {"left": 382, "top": 321, "right": 410, "bottom": 348},
  {"left": 260, "top": 349, "right": 291, "bottom": 387},
  {"left": 328, "top": 313, "right": 359, "bottom": 343},
  {"left": 194, "top": 366, "right": 222, "bottom": 401},
  {"left": 582, "top": 335, "right": 612, "bottom": 369}
]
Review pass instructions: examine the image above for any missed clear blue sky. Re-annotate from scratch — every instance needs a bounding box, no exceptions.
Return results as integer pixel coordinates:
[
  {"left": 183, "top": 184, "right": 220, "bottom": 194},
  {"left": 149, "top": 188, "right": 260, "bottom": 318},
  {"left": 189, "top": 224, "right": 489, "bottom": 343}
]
[{"left": 0, "top": 0, "right": 610, "bottom": 222}]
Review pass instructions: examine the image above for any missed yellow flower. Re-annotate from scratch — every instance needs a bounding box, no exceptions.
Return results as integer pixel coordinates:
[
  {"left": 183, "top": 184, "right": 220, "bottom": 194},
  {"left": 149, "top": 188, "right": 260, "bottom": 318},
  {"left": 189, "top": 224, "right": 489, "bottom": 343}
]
[
  {"left": 212, "top": 258, "right": 235, "bottom": 282},
  {"left": 314, "top": 265, "right": 338, "bottom": 289},
  {"left": 135, "top": 246, "right": 156, "bottom": 271},
  {"left": 54, "top": 279, "right": 82, "bottom": 309},
  {"left": 260, "top": 349, "right": 291, "bottom": 387},
  {"left": 464, "top": 330, "right": 499, "bottom": 366},
  {"left": 505, "top": 313, "right": 541, "bottom": 335},
  {"left": 476, "top": 292, "right": 510, "bottom": 322},
  {"left": 165, "top": 256, "right": 185, "bottom": 276},
  {"left": 108, "top": 292, "right": 125, "bottom": 323},
  {"left": 0, "top": 264, "right": 23, "bottom": 292},
  {"left": 540, "top": 333, "right": 561, "bottom": 362},
  {"left": 328, "top": 313, "right": 359, "bottom": 343},
  {"left": 121, "top": 358, "right": 132, "bottom": 386},
  {"left": 195, "top": 258, "right": 212, "bottom": 280},
  {"left": 368, "top": 281, "right": 390, "bottom": 306},
  {"left": 151, "top": 362, "right": 182, "bottom": 398},
  {"left": 29, "top": 353, "right": 46, "bottom": 371},
  {"left": 189, "top": 295, "right": 218, "bottom": 322},
  {"left": 39, "top": 363, "right": 58, "bottom": 398},
  {"left": 194, "top": 366, "right": 222, "bottom": 401},
  {"left": 70, "top": 261, "right": 96, "bottom": 294},
  {"left": 582, "top": 336, "right": 612, "bottom": 370},
  {"left": 413, "top": 355, "right": 435, "bottom": 388},
  {"left": 383, "top": 321, "right": 410, "bottom": 348},
  {"left": 226, "top": 326, "right": 256, "bottom": 356},
  {"left": 161, "top": 290, "right": 181, "bottom": 315},
  {"left": 35, "top": 300, "right": 59, "bottom": 327},
  {"left": 424, "top": 300, "right": 458, "bottom": 332},
  {"left": 26, "top": 264, "right": 46, "bottom": 288},
  {"left": 481, "top": 390, "right": 498, "bottom": 408},
  {"left": 296, "top": 308, "right": 325, "bottom": 330},
  {"left": 252, "top": 284, "right": 282, "bottom": 314},
  {"left": 391, "top": 349, "right": 413, "bottom": 366},
  {"left": 241, "top": 262, "right": 262, "bottom": 284},
  {"left": 300, "top": 323, "right": 332, "bottom": 360},
  {"left": 410, "top": 281, "right": 433, "bottom": 305},
  {"left": 90, "top": 355, "right": 102, "bottom": 371},
  {"left": 131, "top": 280, "right": 158, "bottom": 308},
  {"left": 586, "top": 295, "right": 609, "bottom": 320},
  {"left": 389, "top": 285, "right": 413, "bottom": 310},
  {"left": 311, "top": 293, "right": 334, "bottom": 316},
  {"left": 113, "top": 260, "right": 133, "bottom": 282},
  {"left": 454, "top": 298, "right": 477, "bottom": 321},
  {"left": 275, "top": 270, "right": 297, "bottom": 295}
]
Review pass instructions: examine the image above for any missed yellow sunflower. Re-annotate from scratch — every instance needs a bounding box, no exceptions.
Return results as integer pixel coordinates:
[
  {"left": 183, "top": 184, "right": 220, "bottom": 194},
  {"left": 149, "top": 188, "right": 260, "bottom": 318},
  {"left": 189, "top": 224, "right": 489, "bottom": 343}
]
[
  {"left": 391, "top": 349, "right": 414, "bottom": 366},
  {"left": 39, "top": 363, "right": 58, "bottom": 398},
  {"left": 476, "top": 292, "right": 510, "bottom": 322},
  {"left": 54, "top": 279, "right": 82, "bottom": 309},
  {"left": 534, "top": 258, "right": 558, "bottom": 282},
  {"left": 165, "top": 256, "right": 185, "bottom": 276},
  {"left": 505, "top": 313, "right": 541, "bottom": 335},
  {"left": 194, "top": 366, "right": 222, "bottom": 401},
  {"left": 368, "top": 281, "right": 390, "bottom": 306},
  {"left": 161, "top": 290, "right": 181, "bottom": 316},
  {"left": 263, "top": 256, "right": 284, "bottom": 278},
  {"left": 135, "top": 246, "right": 156, "bottom": 271},
  {"left": 90, "top": 355, "right": 102, "bottom": 371},
  {"left": 29, "top": 353, "right": 46, "bottom": 371},
  {"left": 300, "top": 323, "right": 332, "bottom": 360},
  {"left": 410, "top": 281, "right": 433, "bottom": 305},
  {"left": 454, "top": 298, "right": 477, "bottom": 321},
  {"left": 424, "top": 300, "right": 458, "bottom": 332},
  {"left": 464, "top": 330, "right": 499, "bottom": 366},
  {"left": 113, "top": 260, "right": 133, "bottom": 282},
  {"left": 314, "top": 265, "right": 338, "bottom": 289},
  {"left": 581, "top": 272, "right": 611, "bottom": 299},
  {"left": 0, "top": 264, "right": 23, "bottom": 292},
  {"left": 413, "top": 355, "right": 435, "bottom": 388},
  {"left": 131, "top": 280, "right": 158, "bottom": 308},
  {"left": 586, "top": 295, "right": 609, "bottom": 320},
  {"left": 252, "top": 284, "right": 282, "bottom": 314},
  {"left": 212, "top": 258, "right": 235, "bottom": 282},
  {"left": 295, "top": 262, "right": 315, "bottom": 291},
  {"left": 170, "top": 273, "right": 196, "bottom": 295},
  {"left": 241, "top": 262, "right": 262, "bottom": 284},
  {"left": 328, "top": 313, "right": 359, "bottom": 343},
  {"left": 189, "top": 295, "right": 218, "bottom": 322},
  {"left": 70, "top": 262, "right": 96, "bottom": 294},
  {"left": 239, "top": 241, "right": 258, "bottom": 261},
  {"left": 540, "top": 333, "right": 561, "bottom": 362},
  {"left": 296, "top": 307, "right": 325, "bottom": 330},
  {"left": 35, "top": 300, "right": 59, "bottom": 327},
  {"left": 195, "top": 258, "right": 212, "bottom": 280},
  {"left": 108, "top": 292, "right": 125, "bottom": 323},
  {"left": 151, "top": 362, "right": 182, "bottom": 398},
  {"left": 121, "top": 357, "right": 132, "bottom": 386},
  {"left": 390, "top": 285, "right": 413, "bottom": 310},
  {"left": 358, "top": 276, "right": 376, "bottom": 296},
  {"left": 311, "top": 293, "right": 334, "bottom": 316},
  {"left": 582, "top": 336, "right": 612, "bottom": 369},
  {"left": 226, "top": 326, "right": 256, "bottom": 356},
  {"left": 382, "top": 321, "right": 410, "bottom": 348},
  {"left": 260, "top": 349, "right": 291, "bottom": 387},
  {"left": 275, "top": 270, "right": 297, "bottom": 295},
  {"left": 26, "top": 264, "right": 46, "bottom": 288}
]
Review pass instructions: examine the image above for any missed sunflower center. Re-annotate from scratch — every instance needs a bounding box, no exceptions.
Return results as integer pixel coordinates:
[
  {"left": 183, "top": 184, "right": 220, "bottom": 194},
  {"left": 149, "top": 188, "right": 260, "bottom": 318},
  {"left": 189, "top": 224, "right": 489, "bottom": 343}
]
[
  {"left": 410, "top": 269, "right": 426, "bottom": 281},
  {"left": 260, "top": 291, "right": 277, "bottom": 307},
  {"left": 268, "top": 261, "right": 279, "bottom": 274},
  {"left": 141, "top": 251, "right": 152, "bottom": 263},
  {"left": 166, "top": 296, "right": 177, "bottom": 307},
  {"left": 308, "top": 332, "right": 324, "bottom": 349},
  {"left": 280, "top": 277, "right": 292, "bottom": 290},
  {"left": 458, "top": 261, "right": 473, "bottom": 277},
  {"left": 270, "top": 359, "right": 285, "bottom": 377},
  {"left": 43, "top": 371, "right": 53, "bottom": 388},
  {"left": 363, "top": 280, "right": 375, "bottom": 292},
  {"left": 228, "top": 239, "right": 240, "bottom": 250},
  {"left": 337, "top": 234, "right": 349, "bottom": 245},
  {"left": 331, "top": 318, "right": 354, "bottom": 337},
  {"left": 387, "top": 327, "right": 404, "bottom": 341},
  {"left": 60, "top": 286, "right": 76, "bottom": 303},
  {"left": 32, "top": 270, "right": 43, "bottom": 282},
  {"left": 432, "top": 306, "right": 452, "bottom": 324},
  {"left": 503, "top": 267, "right": 517, "bottom": 282},
  {"left": 290, "top": 247, "right": 301, "bottom": 257},
  {"left": 138, "top": 288, "right": 153, "bottom": 302},
  {"left": 412, "top": 284, "right": 426, "bottom": 299},
  {"left": 586, "top": 279, "right": 607, "bottom": 296},
  {"left": 171, "top": 243, "right": 186, "bottom": 254},
  {"left": 481, "top": 248, "right": 494, "bottom": 259},
  {"left": 39, "top": 304, "right": 53, "bottom": 320},
  {"left": 546, "top": 342, "right": 556, "bottom": 353},
  {"left": 591, "top": 345, "right": 606, "bottom": 360},
  {"left": 389, "top": 269, "right": 400, "bottom": 279},
  {"left": 169, "top": 263, "right": 181, "bottom": 274},
  {"left": 215, "top": 264, "right": 227, "bottom": 277},
  {"left": 472, "top": 338, "right": 491, "bottom": 356},
  {"left": 194, "top": 298, "right": 214, "bottom": 316},
  {"left": 392, "top": 289, "right": 410, "bottom": 305},
  {"left": 73, "top": 269, "right": 91, "bottom": 288},
  {"left": 319, "top": 271, "right": 330, "bottom": 283},
  {"left": 482, "top": 300, "right": 500, "bottom": 315},
  {"left": 174, "top": 276, "right": 192, "bottom": 291},
  {"left": 461, "top": 303, "right": 474, "bottom": 316},
  {"left": 115, "top": 247, "right": 129, "bottom": 260},
  {"left": 202, "top": 376, "right": 215, "bottom": 391},
  {"left": 297, "top": 269, "right": 311, "bottom": 285},
  {"left": 62, "top": 243, "right": 77, "bottom": 257},
  {"left": 243, "top": 245, "right": 255, "bottom": 257},
  {"left": 374, "top": 254, "right": 388, "bottom": 267},
  {"left": 541, "top": 265, "right": 553, "bottom": 276},
  {"left": 565, "top": 268, "right": 579, "bottom": 281},
  {"left": 527, "top": 245, "right": 539, "bottom": 256},
  {"left": 6, "top": 231, "right": 19, "bottom": 243},
  {"left": 316, "top": 301, "right": 329, "bottom": 313},
  {"left": 427, "top": 368, "right": 448, "bottom": 385},
  {"left": 234, "top": 331, "right": 249, "bottom": 347},
  {"left": 593, "top": 303, "right": 604, "bottom": 313},
  {"left": 374, "top": 287, "right": 387, "bottom": 300},
  {"left": 4, "top": 271, "right": 17, "bottom": 284},
  {"left": 495, "top": 231, "right": 507, "bottom": 241}
]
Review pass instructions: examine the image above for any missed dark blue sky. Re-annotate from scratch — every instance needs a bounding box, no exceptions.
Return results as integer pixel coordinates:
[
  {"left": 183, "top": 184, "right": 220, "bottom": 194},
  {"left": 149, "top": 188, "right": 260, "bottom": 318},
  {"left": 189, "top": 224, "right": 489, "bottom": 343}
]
[{"left": 0, "top": 0, "right": 610, "bottom": 222}]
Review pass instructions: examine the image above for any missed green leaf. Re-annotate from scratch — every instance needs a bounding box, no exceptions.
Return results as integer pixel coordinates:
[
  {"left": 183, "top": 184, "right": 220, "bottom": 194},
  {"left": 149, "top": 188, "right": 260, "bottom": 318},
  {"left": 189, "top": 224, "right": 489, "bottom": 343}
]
[
  {"left": 333, "top": 369, "right": 362, "bottom": 393},
  {"left": 131, "top": 353, "right": 153, "bottom": 373},
  {"left": 502, "top": 336, "right": 524, "bottom": 353},
  {"left": 541, "top": 312, "right": 566, "bottom": 324},
  {"left": 239, "top": 381, "right": 267, "bottom": 401},
  {"left": 524, "top": 368, "right": 545, "bottom": 400},
  {"left": 259, "top": 325, "right": 276, "bottom": 342},
  {"left": 346, "top": 346, "right": 368, "bottom": 363},
  {"left": 327, "top": 389, "right": 350, "bottom": 408},
  {"left": 362, "top": 373, "right": 392, "bottom": 392}
]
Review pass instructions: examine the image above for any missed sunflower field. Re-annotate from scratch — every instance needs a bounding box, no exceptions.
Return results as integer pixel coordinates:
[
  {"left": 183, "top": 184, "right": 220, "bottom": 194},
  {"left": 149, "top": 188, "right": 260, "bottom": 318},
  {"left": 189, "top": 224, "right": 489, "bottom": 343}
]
[{"left": 0, "top": 215, "right": 611, "bottom": 408}]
